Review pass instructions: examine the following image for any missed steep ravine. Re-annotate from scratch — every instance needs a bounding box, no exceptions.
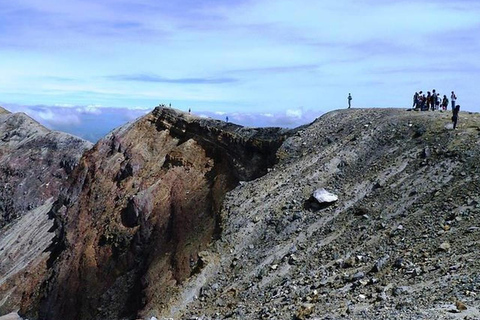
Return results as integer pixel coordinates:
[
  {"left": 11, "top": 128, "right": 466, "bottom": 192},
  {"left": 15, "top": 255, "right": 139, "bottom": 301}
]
[{"left": 26, "top": 107, "right": 289, "bottom": 320}]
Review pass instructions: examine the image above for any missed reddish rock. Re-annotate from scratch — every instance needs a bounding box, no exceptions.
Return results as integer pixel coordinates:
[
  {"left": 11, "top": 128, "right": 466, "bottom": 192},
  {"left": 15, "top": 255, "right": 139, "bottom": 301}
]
[
  {"left": 0, "top": 106, "right": 91, "bottom": 316},
  {"left": 29, "top": 108, "right": 287, "bottom": 320}
]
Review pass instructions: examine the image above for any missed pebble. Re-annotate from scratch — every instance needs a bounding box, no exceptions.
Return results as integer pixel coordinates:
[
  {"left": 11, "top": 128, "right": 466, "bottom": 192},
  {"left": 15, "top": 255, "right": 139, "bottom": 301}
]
[
  {"left": 455, "top": 300, "right": 467, "bottom": 311},
  {"left": 439, "top": 242, "right": 451, "bottom": 251}
]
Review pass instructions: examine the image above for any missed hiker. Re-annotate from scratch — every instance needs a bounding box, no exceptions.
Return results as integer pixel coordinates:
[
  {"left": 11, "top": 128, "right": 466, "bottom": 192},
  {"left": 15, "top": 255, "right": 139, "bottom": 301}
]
[
  {"left": 413, "top": 92, "right": 419, "bottom": 108},
  {"left": 435, "top": 93, "right": 440, "bottom": 110},
  {"left": 431, "top": 89, "right": 437, "bottom": 111},
  {"left": 441, "top": 95, "right": 449, "bottom": 110},
  {"left": 348, "top": 93, "right": 352, "bottom": 108},
  {"left": 188, "top": 108, "right": 191, "bottom": 113},
  {"left": 226, "top": 116, "right": 229, "bottom": 123},
  {"left": 452, "top": 105, "right": 460, "bottom": 129},
  {"left": 451, "top": 91, "right": 457, "bottom": 110},
  {"left": 426, "top": 92, "right": 432, "bottom": 111},
  {"left": 418, "top": 94, "right": 426, "bottom": 111}
]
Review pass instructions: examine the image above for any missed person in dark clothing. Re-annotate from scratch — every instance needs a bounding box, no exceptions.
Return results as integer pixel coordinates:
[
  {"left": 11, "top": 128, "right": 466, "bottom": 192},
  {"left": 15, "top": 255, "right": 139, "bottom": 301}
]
[
  {"left": 441, "top": 95, "right": 449, "bottom": 110},
  {"left": 413, "top": 92, "right": 418, "bottom": 108},
  {"left": 419, "top": 94, "right": 426, "bottom": 110},
  {"left": 452, "top": 105, "right": 460, "bottom": 129},
  {"left": 426, "top": 92, "right": 432, "bottom": 111}
]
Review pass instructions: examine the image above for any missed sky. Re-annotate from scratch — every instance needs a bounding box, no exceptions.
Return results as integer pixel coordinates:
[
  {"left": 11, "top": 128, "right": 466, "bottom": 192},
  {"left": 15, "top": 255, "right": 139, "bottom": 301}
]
[{"left": 1, "top": 0, "right": 479, "bottom": 142}]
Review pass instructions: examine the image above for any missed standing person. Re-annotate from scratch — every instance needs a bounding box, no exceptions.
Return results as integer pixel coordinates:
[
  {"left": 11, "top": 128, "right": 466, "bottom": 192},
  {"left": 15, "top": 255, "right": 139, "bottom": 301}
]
[
  {"left": 431, "top": 89, "right": 437, "bottom": 111},
  {"left": 451, "top": 91, "right": 457, "bottom": 110},
  {"left": 441, "top": 95, "right": 449, "bottom": 111},
  {"left": 413, "top": 92, "right": 419, "bottom": 108},
  {"left": 426, "top": 92, "right": 432, "bottom": 111},
  {"left": 452, "top": 105, "right": 460, "bottom": 129},
  {"left": 347, "top": 93, "right": 352, "bottom": 108},
  {"left": 418, "top": 94, "right": 425, "bottom": 110}
]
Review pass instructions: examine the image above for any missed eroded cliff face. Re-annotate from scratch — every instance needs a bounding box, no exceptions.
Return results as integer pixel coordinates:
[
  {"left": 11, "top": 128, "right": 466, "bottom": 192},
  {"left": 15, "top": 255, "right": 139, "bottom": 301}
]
[
  {"left": 0, "top": 107, "right": 92, "bottom": 316},
  {"left": 0, "top": 108, "right": 92, "bottom": 226},
  {"left": 31, "top": 107, "right": 288, "bottom": 320}
]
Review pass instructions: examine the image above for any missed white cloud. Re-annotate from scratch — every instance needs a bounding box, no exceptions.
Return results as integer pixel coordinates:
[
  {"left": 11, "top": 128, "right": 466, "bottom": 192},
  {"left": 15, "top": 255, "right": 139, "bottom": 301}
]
[
  {"left": 76, "top": 105, "right": 102, "bottom": 114},
  {"left": 1, "top": 103, "right": 152, "bottom": 142},
  {"left": 286, "top": 108, "right": 302, "bottom": 119},
  {"left": 196, "top": 107, "right": 320, "bottom": 128}
]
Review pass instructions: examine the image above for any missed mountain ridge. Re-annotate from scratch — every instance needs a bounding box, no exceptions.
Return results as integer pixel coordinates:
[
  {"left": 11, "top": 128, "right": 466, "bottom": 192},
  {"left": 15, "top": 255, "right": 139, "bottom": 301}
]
[
  {"left": 24, "top": 107, "right": 289, "bottom": 320},
  {"left": 1, "top": 106, "right": 480, "bottom": 319}
]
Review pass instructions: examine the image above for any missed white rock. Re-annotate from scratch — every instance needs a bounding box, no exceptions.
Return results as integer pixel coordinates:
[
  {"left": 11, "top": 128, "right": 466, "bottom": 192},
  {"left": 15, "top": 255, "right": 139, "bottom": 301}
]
[
  {"left": 439, "top": 242, "right": 451, "bottom": 251},
  {"left": 313, "top": 188, "right": 338, "bottom": 203},
  {"left": 0, "top": 313, "right": 23, "bottom": 320}
]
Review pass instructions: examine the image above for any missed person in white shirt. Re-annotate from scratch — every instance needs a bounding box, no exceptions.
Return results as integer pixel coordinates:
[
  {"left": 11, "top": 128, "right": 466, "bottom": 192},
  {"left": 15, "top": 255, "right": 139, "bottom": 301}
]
[{"left": 450, "top": 91, "right": 457, "bottom": 110}]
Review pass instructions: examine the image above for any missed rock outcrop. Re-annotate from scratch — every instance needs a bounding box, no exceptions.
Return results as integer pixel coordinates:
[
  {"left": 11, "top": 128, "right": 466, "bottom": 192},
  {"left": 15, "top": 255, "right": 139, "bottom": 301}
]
[
  {"left": 25, "top": 107, "right": 288, "bottom": 320},
  {"left": 0, "top": 106, "right": 92, "bottom": 315},
  {"left": 0, "top": 107, "right": 92, "bottom": 226}
]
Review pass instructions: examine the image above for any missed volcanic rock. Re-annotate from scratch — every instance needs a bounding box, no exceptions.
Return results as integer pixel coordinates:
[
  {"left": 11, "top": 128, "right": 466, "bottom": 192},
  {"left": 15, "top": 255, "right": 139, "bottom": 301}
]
[
  {"left": 312, "top": 188, "right": 338, "bottom": 203},
  {"left": 23, "top": 107, "right": 288, "bottom": 320},
  {"left": 0, "top": 107, "right": 92, "bottom": 227},
  {"left": 4, "top": 107, "right": 480, "bottom": 320},
  {"left": 0, "top": 107, "right": 91, "bottom": 315}
]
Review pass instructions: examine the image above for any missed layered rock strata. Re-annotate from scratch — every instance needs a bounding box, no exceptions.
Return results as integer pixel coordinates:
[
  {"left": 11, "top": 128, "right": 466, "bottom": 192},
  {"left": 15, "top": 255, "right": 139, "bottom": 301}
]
[
  {"left": 0, "top": 107, "right": 92, "bottom": 315},
  {"left": 29, "top": 107, "right": 288, "bottom": 320},
  {"left": 0, "top": 107, "right": 92, "bottom": 226}
]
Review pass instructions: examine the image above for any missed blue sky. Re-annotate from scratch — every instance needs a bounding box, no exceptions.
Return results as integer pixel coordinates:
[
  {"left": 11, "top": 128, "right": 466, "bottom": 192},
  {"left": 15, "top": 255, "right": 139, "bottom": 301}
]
[{"left": 1, "top": 0, "right": 479, "bottom": 141}]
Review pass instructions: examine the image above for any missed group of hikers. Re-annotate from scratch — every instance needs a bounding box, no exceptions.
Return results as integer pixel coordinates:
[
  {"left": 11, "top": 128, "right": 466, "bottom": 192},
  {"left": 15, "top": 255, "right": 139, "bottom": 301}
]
[
  {"left": 412, "top": 89, "right": 456, "bottom": 112},
  {"left": 412, "top": 89, "right": 461, "bottom": 129}
]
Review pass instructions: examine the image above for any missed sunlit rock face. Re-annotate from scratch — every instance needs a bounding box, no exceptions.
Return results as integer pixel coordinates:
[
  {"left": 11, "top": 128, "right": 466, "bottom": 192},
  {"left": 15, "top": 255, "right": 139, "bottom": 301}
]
[{"left": 31, "top": 107, "right": 288, "bottom": 320}]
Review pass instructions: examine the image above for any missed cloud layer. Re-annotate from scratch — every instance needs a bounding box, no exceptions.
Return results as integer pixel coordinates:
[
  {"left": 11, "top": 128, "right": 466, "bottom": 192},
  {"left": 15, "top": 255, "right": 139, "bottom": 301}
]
[
  {"left": 1, "top": 103, "right": 318, "bottom": 142},
  {"left": 2, "top": 103, "right": 150, "bottom": 142}
]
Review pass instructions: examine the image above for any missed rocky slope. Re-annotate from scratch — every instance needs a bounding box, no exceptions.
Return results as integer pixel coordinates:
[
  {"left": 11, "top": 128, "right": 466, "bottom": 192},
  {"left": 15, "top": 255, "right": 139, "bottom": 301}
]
[
  {"left": 3, "top": 106, "right": 480, "bottom": 320},
  {"left": 0, "top": 106, "right": 92, "bottom": 315},
  {"left": 0, "top": 107, "right": 92, "bottom": 226},
  {"left": 172, "top": 108, "right": 480, "bottom": 320},
  {"left": 22, "top": 107, "right": 288, "bottom": 320}
]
